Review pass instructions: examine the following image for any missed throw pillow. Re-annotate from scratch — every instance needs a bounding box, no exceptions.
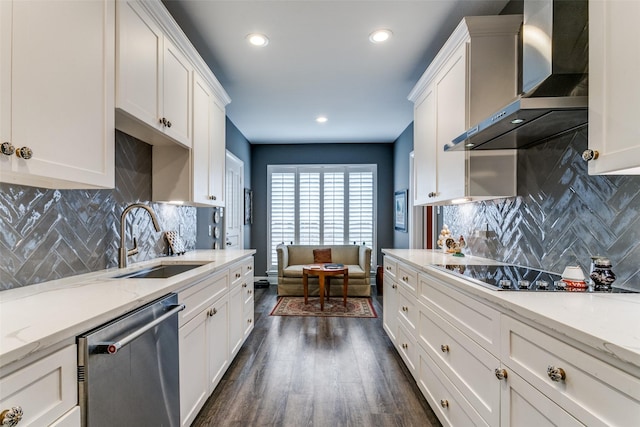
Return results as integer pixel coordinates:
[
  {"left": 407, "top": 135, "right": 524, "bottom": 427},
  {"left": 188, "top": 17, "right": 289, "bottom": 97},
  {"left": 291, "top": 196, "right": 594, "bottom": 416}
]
[{"left": 313, "top": 248, "right": 332, "bottom": 264}]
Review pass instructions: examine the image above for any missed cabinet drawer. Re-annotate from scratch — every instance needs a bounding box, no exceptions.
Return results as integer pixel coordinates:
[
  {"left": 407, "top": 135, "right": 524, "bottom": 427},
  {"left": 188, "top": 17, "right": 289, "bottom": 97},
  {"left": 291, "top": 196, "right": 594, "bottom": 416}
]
[
  {"left": 397, "top": 322, "right": 417, "bottom": 376},
  {"left": 0, "top": 345, "right": 77, "bottom": 427},
  {"left": 178, "top": 270, "right": 229, "bottom": 326},
  {"left": 397, "top": 287, "right": 417, "bottom": 336},
  {"left": 501, "top": 316, "right": 640, "bottom": 427},
  {"left": 242, "top": 258, "right": 254, "bottom": 279},
  {"left": 419, "top": 271, "right": 500, "bottom": 355},
  {"left": 501, "top": 369, "right": 583, "bottom": 427},
  {"left": 384, "top": 257, "right": 397, "bottom": 281},
  {"left": 416, "top": 345, "right": 489, "bottom": 427},
  {"left": 397, "top": 262, "right": 418, "bottom": 295},
  {"left": 418, "top": 302, "right": 500, "bottom": 426},
  {"left": 230, "top": 263, "right": 244, "bottom": 288}
]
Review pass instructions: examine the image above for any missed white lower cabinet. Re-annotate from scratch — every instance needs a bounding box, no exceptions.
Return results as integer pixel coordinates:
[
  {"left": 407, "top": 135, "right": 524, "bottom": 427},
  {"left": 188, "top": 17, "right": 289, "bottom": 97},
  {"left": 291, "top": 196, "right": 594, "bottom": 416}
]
[
  {"left": 0, "top": 344, "right": 79, "bottom": 427},
  {"left": 417, "top": 344, "right": 488, "bottom": 427},
  {"left": 418, "top": 301, "right": 500, "bottom": 426},
  {"left": 500, "top": 368, "right": 582, "bottom": 427},
  {"left": 383, "top": 255, "right": 640, "bottom": 427},
  {"left": 382, "top": 277, "right": 398, "bottom": 342},
  {"left": 177, "top": 256, "right": 254, "bottom": 427},
  {"left": 501, "top": 315, "right": 640, "bottom": 427}
]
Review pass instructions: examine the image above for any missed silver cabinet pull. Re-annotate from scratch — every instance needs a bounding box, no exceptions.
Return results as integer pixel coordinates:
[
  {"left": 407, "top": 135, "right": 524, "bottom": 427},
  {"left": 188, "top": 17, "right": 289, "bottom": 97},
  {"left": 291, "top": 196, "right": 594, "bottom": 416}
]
[
  {"left": 0, "top": 407, "right": 23, "bottom": 426},
  {"left": 15, "top": 147, "right": 32, "bottom": 159},
  {"left": 495, "top": 368, "right": 508, "bottom": 380},
  {"left": 582, "top": 149, "right": 599, "bottom": 162},
  {"left": 1, "top": 142, "right": 15, "bottom": 156},
  {"left": 99, "top": 304, "right": 185, "bottom": 354},
  {"left": 547, "top": 365, "right": 566, "bottom": 382}
]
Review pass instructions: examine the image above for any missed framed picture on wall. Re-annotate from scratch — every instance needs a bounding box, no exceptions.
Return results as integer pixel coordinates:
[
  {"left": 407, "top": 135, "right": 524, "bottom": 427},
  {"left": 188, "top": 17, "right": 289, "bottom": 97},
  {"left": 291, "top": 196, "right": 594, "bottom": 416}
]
[
  {"left": 244, "top": 188, "right": 253, "bottom": 225},
  {"left": 394, "top": 189, "right": 408, "bottom": 232}
]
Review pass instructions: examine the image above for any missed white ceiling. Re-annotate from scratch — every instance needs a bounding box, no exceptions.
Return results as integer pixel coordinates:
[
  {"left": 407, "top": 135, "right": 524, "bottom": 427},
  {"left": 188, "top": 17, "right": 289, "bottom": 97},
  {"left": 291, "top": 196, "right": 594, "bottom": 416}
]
[{"left": 162, "top": 0, "right": 511, "bottom": 144}]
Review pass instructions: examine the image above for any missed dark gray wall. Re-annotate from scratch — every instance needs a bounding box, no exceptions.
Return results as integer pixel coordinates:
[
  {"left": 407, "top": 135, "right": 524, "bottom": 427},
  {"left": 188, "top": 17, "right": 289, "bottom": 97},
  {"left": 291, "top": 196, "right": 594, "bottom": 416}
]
[
  {"left": 195, "top": 118, "right": 252, "bottom": 250},
  {"left": 393, "top": 123, "right": 414, "bottom": 249},
  {"left": 442, "top": 128, "right": 640, "bottom": 291},
  {"left": 251, "top": 143, "right": 394, "bottom": 276},
  {"left": 0, "top": 131, "right": 197, "bottom": 289}
]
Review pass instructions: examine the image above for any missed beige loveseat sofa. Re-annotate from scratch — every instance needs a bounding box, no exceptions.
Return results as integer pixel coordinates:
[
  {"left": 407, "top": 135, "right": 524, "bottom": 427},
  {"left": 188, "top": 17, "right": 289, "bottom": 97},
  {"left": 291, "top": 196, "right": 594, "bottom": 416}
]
[{"left": 276, "top": 244, "right": 372, "bottom": 297}]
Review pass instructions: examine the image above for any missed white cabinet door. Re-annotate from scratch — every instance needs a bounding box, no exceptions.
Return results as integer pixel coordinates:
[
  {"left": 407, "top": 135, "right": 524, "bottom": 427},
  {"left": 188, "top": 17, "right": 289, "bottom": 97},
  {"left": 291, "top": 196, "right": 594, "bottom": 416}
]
[
  {"left": 0, "top": 345, "right": 77, "bottom": 427},
  {"left": 116, "top": 0, "right": 191, "bottom": 148},
  {"left": 433, "top": 43, "right": 467, "bottom": 203},
  {"left": 161, "top": 38, "right": 191, "bottom": 147},
  {"left": 229, "top": 285, "right": 244, "bottom": 358},
  {"left": 382, "top": 273, "right": 398, "bottom": 342},
  {"left": 501, "top": 369, "right": 583, "bottom": 427},
  {"left": 116, "top": 0, "right": 162, "bottom": 133},
  {"left": 413, "top": 83, "right": 437, "bottom": 205},
  {"left": 0, "top": 0, "right": 114, "bottom": 189},
  {"left": 210, "top": 98, "right": 226, "bottom": 206},
  {"left": 587, "top": 0, "right": 640, "bottom": 175},
  {"left": 207, "top": 295, "right": 230, "bottom": 393},
  {"left": 192, "top": 73, "right": 215, "bottom": 205},
  {"left": 179, "top": 311, "right": 209, "bottom": 427}
]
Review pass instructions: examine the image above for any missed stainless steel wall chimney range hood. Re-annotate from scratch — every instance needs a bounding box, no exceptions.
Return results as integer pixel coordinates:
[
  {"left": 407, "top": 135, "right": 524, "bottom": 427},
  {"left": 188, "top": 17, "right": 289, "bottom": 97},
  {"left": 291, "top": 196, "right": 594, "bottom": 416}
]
[{"left": 446, "top": 0, "right": 588, "bottom": 151}]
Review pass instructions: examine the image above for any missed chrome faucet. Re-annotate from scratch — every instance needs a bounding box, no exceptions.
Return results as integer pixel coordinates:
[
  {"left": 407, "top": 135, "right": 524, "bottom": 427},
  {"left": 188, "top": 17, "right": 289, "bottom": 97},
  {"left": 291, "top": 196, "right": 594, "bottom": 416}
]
[{"left": 119, "top": 203, "right": 161, "bottom": 268}]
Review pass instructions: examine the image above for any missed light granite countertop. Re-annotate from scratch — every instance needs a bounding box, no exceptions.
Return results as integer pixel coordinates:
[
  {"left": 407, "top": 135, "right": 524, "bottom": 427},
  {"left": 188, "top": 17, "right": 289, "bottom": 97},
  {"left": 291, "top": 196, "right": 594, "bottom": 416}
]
[
  {"left": 382, "top": 249, "right": 640, "bottom": 375},
  {"left": 0, "top": 249, "right": 255, "bottom": 369}
]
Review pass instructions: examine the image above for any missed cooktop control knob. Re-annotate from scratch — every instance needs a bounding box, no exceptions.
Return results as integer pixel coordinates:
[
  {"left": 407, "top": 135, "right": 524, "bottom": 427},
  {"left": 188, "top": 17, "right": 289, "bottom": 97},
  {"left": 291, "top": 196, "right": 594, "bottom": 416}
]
[{"left": 499, "top": 280, "right": 512, "bottom": 289}]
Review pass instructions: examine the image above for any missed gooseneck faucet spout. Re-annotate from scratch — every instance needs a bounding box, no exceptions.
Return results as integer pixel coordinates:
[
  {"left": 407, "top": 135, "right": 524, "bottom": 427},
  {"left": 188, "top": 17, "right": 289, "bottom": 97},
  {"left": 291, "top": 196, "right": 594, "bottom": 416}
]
[{"left": 119, "top": 203, "right": 161, "bottom": 268}]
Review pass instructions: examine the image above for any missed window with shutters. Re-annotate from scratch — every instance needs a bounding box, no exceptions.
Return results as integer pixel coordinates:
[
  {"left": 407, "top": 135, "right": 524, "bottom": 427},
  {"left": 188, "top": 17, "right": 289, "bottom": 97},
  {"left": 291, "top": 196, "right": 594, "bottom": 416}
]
[{"left": 267, "top": 164, "right": 376, "bottom": 271}]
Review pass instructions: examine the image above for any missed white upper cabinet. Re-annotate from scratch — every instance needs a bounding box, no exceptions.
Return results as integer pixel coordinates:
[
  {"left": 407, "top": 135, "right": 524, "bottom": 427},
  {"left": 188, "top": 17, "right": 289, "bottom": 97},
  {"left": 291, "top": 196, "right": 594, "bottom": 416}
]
[
  {"left": 116, "top": 0, "right": 192, "bottom": 148},
  {"left": 118, "top": 0, "right": 230, "bottom": 206},
  {"left": 408, "top": 15, "right": 521, "bottom": 205},
  {"left": 153, "top": 72, "right": 225, "bottom": 207},
  {"left": 586, "top": 0, "right": 640, "bottom": 175},
  {"left": 0, "top": 0, "right": 115, "bottom": 189}
]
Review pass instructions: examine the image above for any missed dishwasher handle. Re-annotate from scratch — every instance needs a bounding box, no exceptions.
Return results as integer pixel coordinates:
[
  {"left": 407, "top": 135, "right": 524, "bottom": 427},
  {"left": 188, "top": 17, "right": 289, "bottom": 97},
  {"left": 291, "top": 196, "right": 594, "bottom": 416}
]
[{"left": 97, "top": 304, "right": 185, "bottom": 355}]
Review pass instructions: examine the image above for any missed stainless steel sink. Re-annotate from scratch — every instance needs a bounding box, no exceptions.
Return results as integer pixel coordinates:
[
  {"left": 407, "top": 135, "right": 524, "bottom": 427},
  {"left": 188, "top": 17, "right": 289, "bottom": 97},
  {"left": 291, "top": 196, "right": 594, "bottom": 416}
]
[{"left": 114, "top": 262, "right": 210, "bottom": 279}]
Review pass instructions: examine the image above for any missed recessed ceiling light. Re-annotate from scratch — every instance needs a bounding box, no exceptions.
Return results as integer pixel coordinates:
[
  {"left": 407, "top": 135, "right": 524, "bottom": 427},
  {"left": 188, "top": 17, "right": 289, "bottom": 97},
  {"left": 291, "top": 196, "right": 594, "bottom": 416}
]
[
  {"left": 246, "top": 33, "right": 269, "bottom": 47},
  {"left": 316, "top": 116, "right": 328, "bottom": 123},
  {"left": 369, "top": 29, "right": 392, "bottom": 44}
]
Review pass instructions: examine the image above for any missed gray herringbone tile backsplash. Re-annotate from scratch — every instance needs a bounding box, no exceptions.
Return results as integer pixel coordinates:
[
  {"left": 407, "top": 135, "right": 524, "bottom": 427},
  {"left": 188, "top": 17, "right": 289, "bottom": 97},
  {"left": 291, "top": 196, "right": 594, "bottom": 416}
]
[
  {"left": 443, "top": 127, "right": 640, "bottom": 291},
  {"left": 0, "top": 131, "right": 196, "bottom": 289}
]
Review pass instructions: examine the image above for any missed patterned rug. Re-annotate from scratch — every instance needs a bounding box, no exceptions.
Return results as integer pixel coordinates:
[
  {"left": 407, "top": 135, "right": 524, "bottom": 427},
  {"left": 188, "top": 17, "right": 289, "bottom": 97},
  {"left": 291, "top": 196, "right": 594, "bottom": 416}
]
[{"left": 270, "top": 296, "right": 377, "bottom": 318}]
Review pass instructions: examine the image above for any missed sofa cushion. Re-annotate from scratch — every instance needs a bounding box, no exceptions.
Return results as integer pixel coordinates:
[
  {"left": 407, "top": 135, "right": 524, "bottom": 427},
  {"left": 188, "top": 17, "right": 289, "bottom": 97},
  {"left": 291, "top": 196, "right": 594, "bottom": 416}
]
[
  {"left": 313, "top": 248, "right": 332, "bottom": 263},
  {"left": 283, "top": 265, "right": 366, "bottom": 279}
]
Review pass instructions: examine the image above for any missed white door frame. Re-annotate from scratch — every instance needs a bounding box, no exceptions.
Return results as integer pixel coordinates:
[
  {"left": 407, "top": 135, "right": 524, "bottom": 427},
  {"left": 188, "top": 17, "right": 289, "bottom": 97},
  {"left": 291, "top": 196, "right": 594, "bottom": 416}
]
[{"left": 225, "top": 150, "right": 244, "bottom": 249}]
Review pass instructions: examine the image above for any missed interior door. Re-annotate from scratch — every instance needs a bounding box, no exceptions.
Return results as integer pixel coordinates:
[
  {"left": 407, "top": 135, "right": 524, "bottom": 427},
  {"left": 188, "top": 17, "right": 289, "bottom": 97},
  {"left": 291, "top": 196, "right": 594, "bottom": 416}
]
[{"left": 225, "top": 151, "right": 244, "bottom": 249}]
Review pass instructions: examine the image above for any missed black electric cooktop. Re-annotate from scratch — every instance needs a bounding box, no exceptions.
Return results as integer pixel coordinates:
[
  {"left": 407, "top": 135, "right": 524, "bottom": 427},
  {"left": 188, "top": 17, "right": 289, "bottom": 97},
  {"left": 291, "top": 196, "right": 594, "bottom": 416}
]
[{"left": 433, "top": 264, "right": 638, "bottom": 293}]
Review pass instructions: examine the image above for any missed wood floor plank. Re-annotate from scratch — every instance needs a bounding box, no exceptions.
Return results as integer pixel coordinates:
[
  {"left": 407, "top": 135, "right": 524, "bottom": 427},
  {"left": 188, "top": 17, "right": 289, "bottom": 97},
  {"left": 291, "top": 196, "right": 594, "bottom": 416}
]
[{"left": 192, "top": 286, "right": 442, "bottom": 427}]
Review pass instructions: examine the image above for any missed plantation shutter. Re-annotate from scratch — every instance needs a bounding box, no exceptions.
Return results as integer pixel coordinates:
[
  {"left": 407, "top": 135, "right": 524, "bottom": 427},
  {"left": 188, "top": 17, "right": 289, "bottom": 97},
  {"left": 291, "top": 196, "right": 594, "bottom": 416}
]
[
  {"left": 268, "top": 165, "right": 376, "bottom": 270},
  {"left": 270, "top": 171, "right": 296, "bottom": 264}
]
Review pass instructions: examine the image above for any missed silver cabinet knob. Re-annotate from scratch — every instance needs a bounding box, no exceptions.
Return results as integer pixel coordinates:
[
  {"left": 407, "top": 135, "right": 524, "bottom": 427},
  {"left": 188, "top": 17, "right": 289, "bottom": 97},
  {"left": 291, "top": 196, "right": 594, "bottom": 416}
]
[
  {"left": 547, "top": 365, "right": 566, "bottom": 382},
  {"left": 15, "top": 147, "right": 32, "bottom": 159},
  {"left": 208, "top": 195, "right": 217, "bottom": 200},
  {"left": 1, "top": 142, "right": 15, "bottom": 156},
  {"left": 208, "top": 307, "right": 217, "bottom": 317},
  {"left": 441, "top": 344, "right": 450, "bottom": 353},
  {"left": 0, "top": 406, "right": 23, "bottom": 426},
  {"left": 166, "top": 120, "right": 172, "bottom": 128},
  {"left": 495, "top": 368, "right": 508, "bottom": 380},
  {"left": 428, "top": 192, "right": 437, "bottom": 198},
  {"left": 440, "top": 399, "right": 449, "bottom": 408},
  {"left": 582, "top": 149, "right": 599, "bottom": 162},
  {"left": 242, "top": 283, "right": 247, "bottom": 288}
]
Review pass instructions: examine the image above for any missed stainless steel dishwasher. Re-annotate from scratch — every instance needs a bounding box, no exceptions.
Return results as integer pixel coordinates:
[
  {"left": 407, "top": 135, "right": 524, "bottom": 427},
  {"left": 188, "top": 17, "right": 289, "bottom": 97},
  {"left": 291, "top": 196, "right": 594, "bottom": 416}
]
[{"left": 77, "top": 293, "right": 185, "bottom": 427}]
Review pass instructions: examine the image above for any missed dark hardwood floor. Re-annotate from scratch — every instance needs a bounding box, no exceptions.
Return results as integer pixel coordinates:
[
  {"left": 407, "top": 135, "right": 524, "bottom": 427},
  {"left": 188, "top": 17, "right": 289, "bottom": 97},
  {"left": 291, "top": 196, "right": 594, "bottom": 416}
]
[{"left": 192, "top": 285, "right": 442, "bottom": 427}]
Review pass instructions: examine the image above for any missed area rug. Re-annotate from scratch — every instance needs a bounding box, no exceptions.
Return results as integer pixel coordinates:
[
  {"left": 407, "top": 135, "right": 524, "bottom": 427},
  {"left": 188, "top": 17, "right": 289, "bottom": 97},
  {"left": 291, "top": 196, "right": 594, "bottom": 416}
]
[{"left": 270, "top": 297, "right": 377, "bottom": 318}]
